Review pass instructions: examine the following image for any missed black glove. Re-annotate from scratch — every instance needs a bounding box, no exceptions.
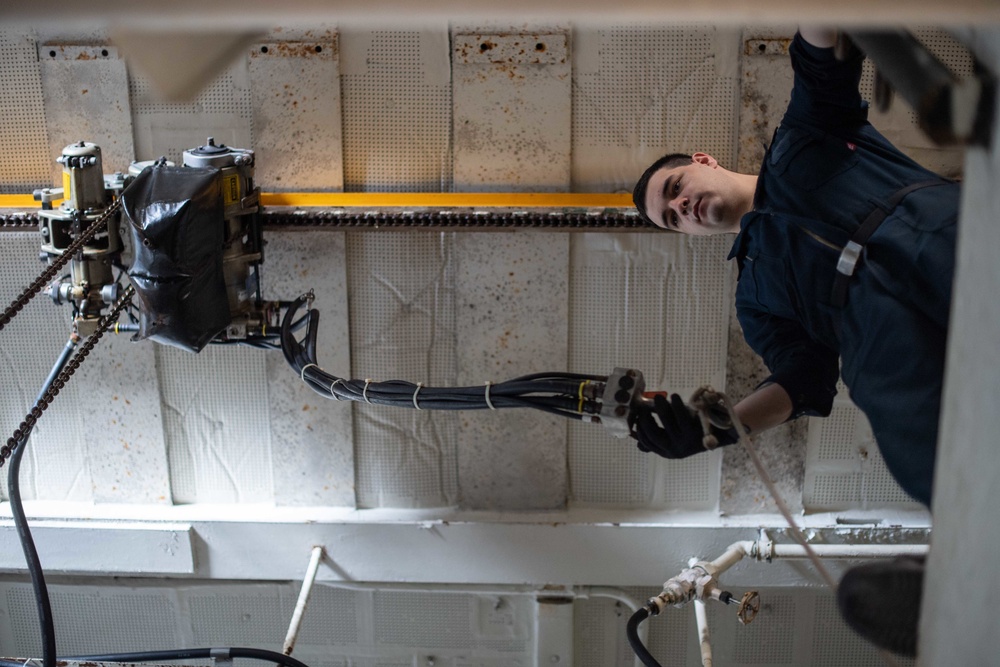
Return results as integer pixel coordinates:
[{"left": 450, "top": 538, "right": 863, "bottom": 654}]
[{"left": 633, "top": 393, "right": 740, "bottom": 459}]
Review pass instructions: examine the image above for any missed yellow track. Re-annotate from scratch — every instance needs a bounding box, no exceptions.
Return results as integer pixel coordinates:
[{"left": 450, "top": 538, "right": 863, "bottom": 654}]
[{"left": 0, "top": 192, "right": 632, "bottom": 210}]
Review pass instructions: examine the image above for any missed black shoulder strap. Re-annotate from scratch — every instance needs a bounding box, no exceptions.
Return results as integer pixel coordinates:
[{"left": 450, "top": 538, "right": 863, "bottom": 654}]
[{"left": 830, "top": 180, "right": 949, "bottom": 307}]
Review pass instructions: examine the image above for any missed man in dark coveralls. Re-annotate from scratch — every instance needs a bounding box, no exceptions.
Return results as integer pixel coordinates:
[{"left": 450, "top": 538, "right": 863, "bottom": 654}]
[{"left": 629, "top": 28, "right": 959, "bottom": 657}]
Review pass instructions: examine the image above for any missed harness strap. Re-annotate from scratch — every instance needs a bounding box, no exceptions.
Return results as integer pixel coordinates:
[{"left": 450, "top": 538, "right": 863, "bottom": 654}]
[{"left": 831, "top": 180, "right": 948, "bottom": 307}]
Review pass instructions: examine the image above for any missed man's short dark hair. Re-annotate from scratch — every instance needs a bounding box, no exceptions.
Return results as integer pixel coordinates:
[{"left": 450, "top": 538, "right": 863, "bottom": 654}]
[{"left": 632, "top": 153, "right": 692, "bottom": 227}]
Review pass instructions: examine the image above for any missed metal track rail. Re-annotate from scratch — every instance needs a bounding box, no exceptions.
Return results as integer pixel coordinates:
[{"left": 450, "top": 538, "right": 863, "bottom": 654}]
[{"left": 0, "top": 193, "right": 651, "bottom": 231}]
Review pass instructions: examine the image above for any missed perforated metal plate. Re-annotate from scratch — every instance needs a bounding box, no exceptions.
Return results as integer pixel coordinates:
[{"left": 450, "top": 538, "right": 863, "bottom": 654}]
[
  {"left": 347, "top": 231, "right": 459, "bottom": 509},
  {"left": 568, "top": 233, "right": 731, "bottom": 509},
  {"left": 340, "top": 30, "right": 452, "bottom": 192},
  {"left": 0, "top": 31, "right": 51, "bottom": 193},
  {"left": 129, "top": 56, "right": 253, "bottom": 163},
  {"left": 572, "top": 26, "right": 740, "bottom": 192},
  {"left": 803, "top": 396, "right": 923, "bottom": 511},
  {"left": 0, "top": 234, "right": 92, "bottom": 503}
]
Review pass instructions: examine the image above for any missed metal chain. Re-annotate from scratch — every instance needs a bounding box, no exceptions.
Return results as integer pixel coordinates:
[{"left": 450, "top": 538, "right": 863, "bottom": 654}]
[
  {"left": 262, "top": 209, "right": 646, "bottom": 229},
  {"left": 2, "top": 207, "right": 647, "bottom": 231},
  {"left": 0, "top": 284, "right": 135, "bottom": 468},
  {"left": 0, "top": 199, "right": 122, "bottom": 334}
]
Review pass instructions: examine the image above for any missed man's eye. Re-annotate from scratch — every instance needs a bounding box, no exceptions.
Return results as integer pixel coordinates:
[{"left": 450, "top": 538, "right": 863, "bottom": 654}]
[
  {"left": 670, "top": 212, "right": 678, "bottom": 227},
  {"left": 673, "top": 179, "right": 681, "bottom": 194}
]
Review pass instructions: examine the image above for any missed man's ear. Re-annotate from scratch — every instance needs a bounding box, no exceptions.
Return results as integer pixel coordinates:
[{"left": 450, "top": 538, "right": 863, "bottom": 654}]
[{"left": 692, "top": 152, "right": 719, "bottom": 168}]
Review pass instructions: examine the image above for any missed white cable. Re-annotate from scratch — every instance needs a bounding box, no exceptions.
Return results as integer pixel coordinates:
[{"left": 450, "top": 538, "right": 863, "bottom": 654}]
[
  {"left": 412, "top": 382, "right": 424, "bottom": 410},
  {"left": 363, "top": 379, "right": 373, "bottom": 404},
  {"left": 484, "top": 381, "right": 496, "bottom": 410},
  {"left": 710, "top": 390, "right": 838, "bottom": 593}
]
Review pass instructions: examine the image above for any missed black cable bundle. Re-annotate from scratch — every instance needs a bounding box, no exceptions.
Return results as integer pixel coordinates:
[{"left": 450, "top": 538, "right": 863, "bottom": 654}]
[
  {"left": 280, "top": 293, "right": 608, "bottom": 421},
  {"left": 626, "top": 608, "right": 664, "bottom": 667}
]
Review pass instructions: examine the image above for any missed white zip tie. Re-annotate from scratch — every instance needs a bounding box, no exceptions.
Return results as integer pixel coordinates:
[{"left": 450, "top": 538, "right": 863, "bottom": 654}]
[
  {"left": 412, "top": 382, "right": 424, "bottom": 410},
  {"left": 300, "top": 363, "right": 318, "bottom": 383},
  {"left": 363, "top": 379, "right": 374, "bottom": 404},
  {"left": 329, "top": 378, "right": 345, "bottom": 400},
  {"left": 484, "top": 381, "right": 496, "bottom": 410}
]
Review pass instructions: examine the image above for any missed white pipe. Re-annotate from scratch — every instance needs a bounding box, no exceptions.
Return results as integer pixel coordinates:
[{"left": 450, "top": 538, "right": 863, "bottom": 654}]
[
  {"left": 283, "top": 545, "right": 325, "bottom": 656},
  {"left": 694, "top": 600, "right": 712, "bottom": 667},
  {"left": 708, "top": 541, "right": 755, "bottom": 574},
  {"left": 767, "top": 543, "right": 928, "bottom": 560}
]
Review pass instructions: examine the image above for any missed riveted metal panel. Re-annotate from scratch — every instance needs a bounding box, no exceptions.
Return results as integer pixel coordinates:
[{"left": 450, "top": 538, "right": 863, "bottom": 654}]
[
  {"left": 453, "top": 33, "right": 568, "bottom": 65},
  {"left": 249, "top": 38, "right": 344, "bottom": 192},
  {"left": 38, "top": 43, "right": 135, "bottom": 181},
  {"left": 452, "top": 31, "right": 571, "bottom": 192}
]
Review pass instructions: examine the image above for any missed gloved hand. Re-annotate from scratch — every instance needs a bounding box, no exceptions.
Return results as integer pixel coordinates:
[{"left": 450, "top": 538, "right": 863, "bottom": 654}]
[{"left": 632, "top": 393, "right": 740, "bottom": 459}]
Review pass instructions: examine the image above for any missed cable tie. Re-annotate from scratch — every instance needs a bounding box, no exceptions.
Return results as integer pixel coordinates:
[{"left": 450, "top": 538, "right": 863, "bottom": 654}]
[
  {"left": 210, "top": 648, "right": 232, "bottom": 660},
  {"left": 329, "top": 378, "right": 346, "bottom": 400},
  {"left": 412, "top": 382, "right": 424, "bottom": 410},
  {"left": 578, "top": 380, "right": 586, "bottom": 413},
  {"left": 484, "top": 381, "right": 496, "bottom": 410},
  {"left": 301, "top": 363, "right": 319, "bottom": 383},
  {"left": 363, "top": 378, "right": 374, "bottom": 404}
]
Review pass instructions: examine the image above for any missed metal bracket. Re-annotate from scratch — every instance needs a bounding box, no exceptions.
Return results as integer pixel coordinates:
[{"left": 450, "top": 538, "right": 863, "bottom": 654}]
[{"left": 844, "top": 30, "right": 996, "bottom": 146}]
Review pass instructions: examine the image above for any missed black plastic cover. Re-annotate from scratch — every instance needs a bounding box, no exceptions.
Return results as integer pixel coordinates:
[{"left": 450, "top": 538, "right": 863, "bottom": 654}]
[{"left": 122, "top": 164, "right": 230, "bottom": 352}]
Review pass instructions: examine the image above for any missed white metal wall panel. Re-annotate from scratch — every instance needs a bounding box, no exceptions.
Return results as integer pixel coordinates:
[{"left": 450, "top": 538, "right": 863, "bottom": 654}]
[
  {"left": 571, "top": 26, "right": 740, "bottom": 192},
  {"left": 0, "top": 31, "right": 52, "bottom": 193},
  {"left": 157, "top": 344, "right": 274, "bottom": 504},
  {"left": 340, "top": 29, "right": 452, "bottom": 192},
  {"left": 0, "top": 579, "right": 917, "bottom": 667},
  {"left": 454, "top": 233, "right": 569, "bottom": 510},
  {"left": 451, "top": 27, "right": 572, "bottom": 510},
  {"left": 263, "top": 230, "right": 355, "bottom": 507},
  {"left": 38, "top": 44, "right": 135, "bottom": 181},
  {"left": 0, "top": 234, "right": 92, "bottom": 503},
  {"left": 452, "top": 31, "right": 571, "bottom": 191},
  {"left": 74, "top": 332, "right": 172, "bottom": 504},
  {"left": 567, "top": 233, "right": 730, "bottom": 509},
  {"left": 249, "top": 37, "right": 344, "bottom": 192},
  {"left": 129, "top": 58, "right": 253, "bottom": 164},
  {"left": 0, "top": 582, "right": 184, "bottom": 657},
  {"left": 347, "top": 232, "right": 459, "bottom": 509},
  {"left": 803, "top": 393, "right": 923, "bottom": 512}
]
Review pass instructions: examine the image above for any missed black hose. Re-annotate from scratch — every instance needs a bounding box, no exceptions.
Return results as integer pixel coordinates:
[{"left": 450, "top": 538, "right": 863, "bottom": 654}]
[
  {"left": 67, "top": 647, "right": 312, "bottom": 667},
  {"left": 9, "top": 335, "right": 79, "bottom": 667},
  {"left": 626, "top": 607, "right": 664, "bottom": 667}
]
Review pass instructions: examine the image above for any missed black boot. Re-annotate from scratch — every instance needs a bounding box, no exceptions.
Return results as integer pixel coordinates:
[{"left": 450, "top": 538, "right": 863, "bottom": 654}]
[{"left": 836, "top": 556, "right": 925, "bottom": 657}]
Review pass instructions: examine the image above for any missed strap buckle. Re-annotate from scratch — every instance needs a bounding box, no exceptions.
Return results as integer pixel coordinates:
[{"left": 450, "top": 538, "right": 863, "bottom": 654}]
[{"left": 836, "top": 240, "right": 864, "bottom": 277}]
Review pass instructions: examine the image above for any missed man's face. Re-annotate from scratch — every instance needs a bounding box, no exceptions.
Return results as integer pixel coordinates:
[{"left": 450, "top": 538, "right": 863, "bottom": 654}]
[{"left": 643, "top": 153, "right": 744, "bottom": 235}]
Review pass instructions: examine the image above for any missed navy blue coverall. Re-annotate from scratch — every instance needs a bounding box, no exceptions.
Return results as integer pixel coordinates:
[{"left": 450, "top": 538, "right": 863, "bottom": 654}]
[{"left": 729, "top": 34, "right": 961, "bottom": 506}]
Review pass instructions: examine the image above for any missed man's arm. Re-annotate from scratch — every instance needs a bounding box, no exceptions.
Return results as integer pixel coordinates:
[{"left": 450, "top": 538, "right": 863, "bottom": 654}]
[
  {"left": 798, "top": 27, "right": 837, "bottom": 49},
  {"left": 732, "top": 382, "right": 793, "bottom": 435}
]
